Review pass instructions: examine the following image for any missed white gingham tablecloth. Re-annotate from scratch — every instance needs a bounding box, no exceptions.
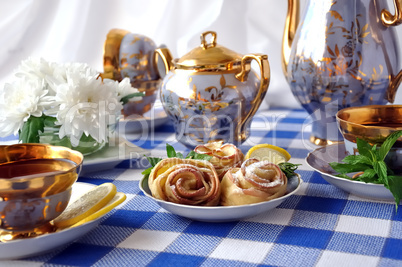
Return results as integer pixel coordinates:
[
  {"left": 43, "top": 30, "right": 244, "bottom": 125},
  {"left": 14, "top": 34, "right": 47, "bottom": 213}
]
[{"left": 1, "top": 107, "right": 402, "bottom": 267}]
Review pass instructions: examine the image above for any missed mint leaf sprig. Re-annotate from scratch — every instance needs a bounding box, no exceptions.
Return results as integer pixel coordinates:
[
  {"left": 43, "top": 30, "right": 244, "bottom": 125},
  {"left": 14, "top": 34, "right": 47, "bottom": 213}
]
[
  {"left": 329, "top": 130, "right": 402, "bottom": 209},
  {"left": 278, "top": 162, "right": 301, "bottom": 178},
  {"left": 141, "top": 144, "right": 213, "bottom": 177}
]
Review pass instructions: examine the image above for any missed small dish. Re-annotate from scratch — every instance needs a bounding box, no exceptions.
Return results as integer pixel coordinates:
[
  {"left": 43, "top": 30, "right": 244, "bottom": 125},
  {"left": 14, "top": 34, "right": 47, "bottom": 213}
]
[
  {"left": 80, "top": 136, "right": 149, "bottom": 175},
  {"left": 139, "top": 174, "right": 301, "bottom": 222},
  {"left": 0, "top": 182, "right": 106, "bottom": 260},
  {"left": 118, "top": 100, "right": 168, "bottom": 133},
  {"left": 306, "top": 142, "right": 394, "bottom": 201}
]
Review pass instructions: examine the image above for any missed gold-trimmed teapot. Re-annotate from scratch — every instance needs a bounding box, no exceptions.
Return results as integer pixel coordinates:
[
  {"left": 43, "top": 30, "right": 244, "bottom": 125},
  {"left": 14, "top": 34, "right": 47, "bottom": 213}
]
[
  {"left": 282, "top": 0, "right": 402, "bottom": 145},
  {"left": 155, "top": 31, "right": 270, "bottom": 148}
]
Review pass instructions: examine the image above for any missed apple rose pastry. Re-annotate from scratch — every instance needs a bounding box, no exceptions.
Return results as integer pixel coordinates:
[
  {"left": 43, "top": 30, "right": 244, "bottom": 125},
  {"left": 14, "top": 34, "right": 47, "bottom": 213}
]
[
  {"left": 220, "top": 158, "right": 287, "bottom": 206},
  {"left": 148, "top": 158, "right": 221, "bottom": 206},
  {"left": 194, "top": 141, "right": 244, "bottom": 179}
]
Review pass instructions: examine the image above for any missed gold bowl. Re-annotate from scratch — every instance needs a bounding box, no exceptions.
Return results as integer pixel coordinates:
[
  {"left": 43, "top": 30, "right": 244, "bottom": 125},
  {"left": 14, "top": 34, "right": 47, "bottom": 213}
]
[
  {"left": 336, "top": 105, "right": 402, "bottom": 173},
  {"left": 0, "top": 188, "right": 72, "bottom": 231},
  {"left": 0, "top": 144, "right": 83, "bottom": 232}
]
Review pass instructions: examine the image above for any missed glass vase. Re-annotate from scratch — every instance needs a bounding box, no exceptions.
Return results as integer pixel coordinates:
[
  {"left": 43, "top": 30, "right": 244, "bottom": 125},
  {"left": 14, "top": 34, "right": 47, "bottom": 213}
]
[{"left": 39, "top": 126, "right": 106, "bottom": 156}]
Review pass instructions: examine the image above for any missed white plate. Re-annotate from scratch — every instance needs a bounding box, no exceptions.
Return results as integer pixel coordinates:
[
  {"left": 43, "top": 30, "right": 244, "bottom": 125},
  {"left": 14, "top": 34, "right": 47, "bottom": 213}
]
[
  {"left": 118, "top": 100, "right": 169, "bottom": 133},
  {"left": 140, "top": 174, "right": 301, "bottom": 222},
  {"left": 306, "top": 143, "right": 395, "bottom": 201},
  {"left": 80, "top": 136, "right": 149, "bottom": 175},
  {"left": 0, "top": 182, "right": 105, "bottom": 260}
]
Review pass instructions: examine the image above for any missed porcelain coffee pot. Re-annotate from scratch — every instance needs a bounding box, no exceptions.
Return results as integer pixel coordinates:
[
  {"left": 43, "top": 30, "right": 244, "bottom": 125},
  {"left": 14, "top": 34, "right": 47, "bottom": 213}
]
[
  {"left": 156, "top": 31, "right": 270, "bottom": 148},
  {"left": 282, "top": 0, "right": 402, "bottom": 145}
]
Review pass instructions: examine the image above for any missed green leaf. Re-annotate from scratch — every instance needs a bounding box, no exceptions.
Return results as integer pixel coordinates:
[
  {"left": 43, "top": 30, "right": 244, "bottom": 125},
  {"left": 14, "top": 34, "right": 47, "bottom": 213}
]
[
  {"left": 329, "top": 162, "right": 371, "bottom": 174},
  {"left": 19, "top": 115, "right": 46, "bottom": 143},
  {"left": 141, "top": 156, "right": 162, "bottom": 176},
  {"left": 166, "top": 143, "right": 177, "bottom": 158},
  {"left": 278, "top": 162, "right": 301, "bottom": 178},
  {"left": 185, "top": 150, "right": 213, "bottom": 161},
  {"left": 146, "top": 156, "right": 162, "bottom": 167},
  {"left": 342, "top": 155, "right": 372, "bottom": 165},
  {"left": 378, "top": 130, "right": 402, "bottom": 161},
  {"left": 141, "top": 168, "right": 153, "bottom": 175},
  {"left": 44, "top": 116, "right": 57, "bottom": 127},
  {"left": 356, "top": 168, "right": 378, "bottom": 183},
  {"left": 330, "top": 131, "right": 402, "bottom": 210},
  {"left": 356, "top": 137, "right": 373, "bottom": 158},
  {"left": 373, "top": 161, "right": 388, "bottom": 185},
  {"left": 120, "top": 92, "right": 145, "bottom": 105},
  {"left": 387, "top": 175, "right": 402, "bottom": 210}
]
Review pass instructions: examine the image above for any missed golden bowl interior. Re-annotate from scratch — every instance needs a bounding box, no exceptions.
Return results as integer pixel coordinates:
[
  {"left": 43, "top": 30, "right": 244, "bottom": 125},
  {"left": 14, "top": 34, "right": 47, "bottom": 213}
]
[
  {"left": 0, "top": 143, "right": 83, "bottom": 200},
  {"left": 336, "top": 105, "right": 402, "bottom": 145}
]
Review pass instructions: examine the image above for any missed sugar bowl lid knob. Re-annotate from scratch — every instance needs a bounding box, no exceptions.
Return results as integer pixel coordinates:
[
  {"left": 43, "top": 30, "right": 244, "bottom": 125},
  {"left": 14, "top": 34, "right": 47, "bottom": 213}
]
[{"left": 175, "top": 31, "right": 242, "bottom": 69}]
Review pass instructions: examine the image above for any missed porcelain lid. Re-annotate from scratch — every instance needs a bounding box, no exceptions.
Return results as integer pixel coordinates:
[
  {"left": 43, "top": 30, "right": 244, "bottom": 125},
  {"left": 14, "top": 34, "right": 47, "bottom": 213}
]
[{"left": 175, "top": 31, "right": 242, "bottom": 70}]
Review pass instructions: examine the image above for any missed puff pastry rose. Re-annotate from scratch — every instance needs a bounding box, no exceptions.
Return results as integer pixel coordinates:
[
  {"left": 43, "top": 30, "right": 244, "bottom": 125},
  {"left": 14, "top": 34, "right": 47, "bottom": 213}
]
[
  {"left": 194, "top": 141, "right": 244, "bottom": 180},
  {"left": 148, "top": 158, "right": 221, "bottom": 206},
  {"left": 220, "top": 159, "right": 287, "bottom": 206}
]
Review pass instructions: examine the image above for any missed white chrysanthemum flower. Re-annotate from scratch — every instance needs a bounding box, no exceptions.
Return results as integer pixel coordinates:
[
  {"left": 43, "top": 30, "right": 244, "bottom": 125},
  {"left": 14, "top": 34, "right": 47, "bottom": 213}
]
[
  {"left": 15, "top": 57, "right": 56, "bottom": 81},
  {"left": 0, "top": 77, "right": 52, "bottom": 136},
  {"left": 104, "top": 77, "right": 142, "bottom": 102},
  {"left": 46, "top": 63, "right": 123, "bottom": 146}
]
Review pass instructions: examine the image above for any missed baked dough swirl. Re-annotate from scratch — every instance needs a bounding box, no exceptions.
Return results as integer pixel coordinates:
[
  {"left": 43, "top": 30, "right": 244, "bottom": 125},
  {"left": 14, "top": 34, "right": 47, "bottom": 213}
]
[
  {"left": 148, "top": 158, "right": 221, "bottom": 206},
  {"left": 220, "top": 158, "right": 287, "bottom": 206},
  {"left": 194, "top": 141, "right": 244, "bottom": 180}
]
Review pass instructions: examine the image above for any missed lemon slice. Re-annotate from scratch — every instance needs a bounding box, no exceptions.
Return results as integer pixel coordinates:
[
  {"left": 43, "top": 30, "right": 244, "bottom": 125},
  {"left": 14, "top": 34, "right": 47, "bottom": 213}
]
[
  {"left": 245, "top": 144, "right": 291, "bottom": 164},
  {"left": 54, "top": 183, "right": 117, "bottom": 229},
  {"left": 71, "top": 192, "right": 126, "bottom": 227}
]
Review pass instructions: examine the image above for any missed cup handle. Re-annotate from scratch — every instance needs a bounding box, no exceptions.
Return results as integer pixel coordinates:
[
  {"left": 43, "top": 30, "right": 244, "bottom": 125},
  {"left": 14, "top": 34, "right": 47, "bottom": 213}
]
[
  {"left": 381, "top": 0, "right": 402, "bottom": 26},
  {"left": 154, "top": 47, "right": 174, "bottom": 77},
  {"left": 235, "top": 54, "right": 270, "bottom": 141}
]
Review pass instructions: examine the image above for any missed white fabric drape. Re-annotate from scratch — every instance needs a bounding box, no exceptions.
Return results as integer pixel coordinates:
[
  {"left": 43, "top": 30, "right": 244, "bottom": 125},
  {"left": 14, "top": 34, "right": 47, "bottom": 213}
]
[{"left": 1, "top": 0, "right": 402, "bottom": 108}]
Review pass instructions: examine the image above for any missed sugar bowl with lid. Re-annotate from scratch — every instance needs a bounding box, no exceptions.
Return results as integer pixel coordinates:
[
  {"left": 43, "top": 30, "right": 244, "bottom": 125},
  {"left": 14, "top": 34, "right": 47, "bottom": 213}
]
[{"left": 156, "top": 31, "right": 270, "bottom": 148}]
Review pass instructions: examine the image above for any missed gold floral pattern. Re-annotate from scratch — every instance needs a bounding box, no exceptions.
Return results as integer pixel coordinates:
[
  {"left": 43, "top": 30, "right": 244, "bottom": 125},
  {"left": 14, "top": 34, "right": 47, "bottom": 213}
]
[{"left": 284, "top": 0, "right": 400, "bottom": 143}]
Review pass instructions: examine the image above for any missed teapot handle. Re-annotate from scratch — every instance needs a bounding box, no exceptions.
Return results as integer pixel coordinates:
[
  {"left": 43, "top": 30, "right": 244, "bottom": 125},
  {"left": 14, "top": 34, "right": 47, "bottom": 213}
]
[
  {"left": 282, "top": 0, "right": 300, "bottom": 76},
  {"left": 235, "top": 54, "right": 270, "bottom": 140},
  {"left": 381, "top": 0, "right": 402, "bottom": 26},
  {"left": 381, "top": 0, "right": 402, "bottom": 102},
  {"left": 387, "top": 70, "right": 402, "bottom": 103}
]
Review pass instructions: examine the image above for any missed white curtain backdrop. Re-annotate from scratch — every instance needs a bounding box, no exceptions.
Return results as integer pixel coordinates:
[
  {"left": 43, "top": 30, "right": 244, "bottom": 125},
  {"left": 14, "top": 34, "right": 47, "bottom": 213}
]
[{"left": 1, "top": 0, "right": 402, "bottom": 109}]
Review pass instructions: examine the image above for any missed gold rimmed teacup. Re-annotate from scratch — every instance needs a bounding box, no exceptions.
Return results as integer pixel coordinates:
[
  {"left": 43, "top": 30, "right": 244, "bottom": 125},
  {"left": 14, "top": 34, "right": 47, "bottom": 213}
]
[
  {"left": 336, "top": 105, "right": 402, "bottom": 173},
  {"left": 0, "top": 144, "right": 83, "bottom": 239}
]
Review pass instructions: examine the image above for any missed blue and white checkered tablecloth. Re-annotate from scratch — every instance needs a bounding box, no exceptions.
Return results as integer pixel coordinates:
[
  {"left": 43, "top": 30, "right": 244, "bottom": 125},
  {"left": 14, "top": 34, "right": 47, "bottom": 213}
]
[{"left": 2, "top": 107, "right": 402, "bottom": 267}]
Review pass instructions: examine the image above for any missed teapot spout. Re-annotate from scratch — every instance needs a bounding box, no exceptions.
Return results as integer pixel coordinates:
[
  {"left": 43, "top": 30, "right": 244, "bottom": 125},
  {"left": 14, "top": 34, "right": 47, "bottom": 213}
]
[{"left": 281, "top": 0, "right": 300, "bottom": 76}]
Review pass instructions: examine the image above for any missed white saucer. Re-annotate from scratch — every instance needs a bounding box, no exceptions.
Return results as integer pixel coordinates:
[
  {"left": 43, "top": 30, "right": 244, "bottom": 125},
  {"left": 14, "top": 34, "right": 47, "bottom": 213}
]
[
  {"left": 81, "top": 136, "right": 149, "bottom": 175},
  {"left": 0, "top": 182, "right": 108, "bottom": 260},
  {"left": 118, "top": 100, "right": 169, "bottom": 133},
  {"left": 140, "top": 174, "right": 301, "bottom": 222},
  {"left": 306, "top": 143, "right": 395, "bottom": 202}
]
